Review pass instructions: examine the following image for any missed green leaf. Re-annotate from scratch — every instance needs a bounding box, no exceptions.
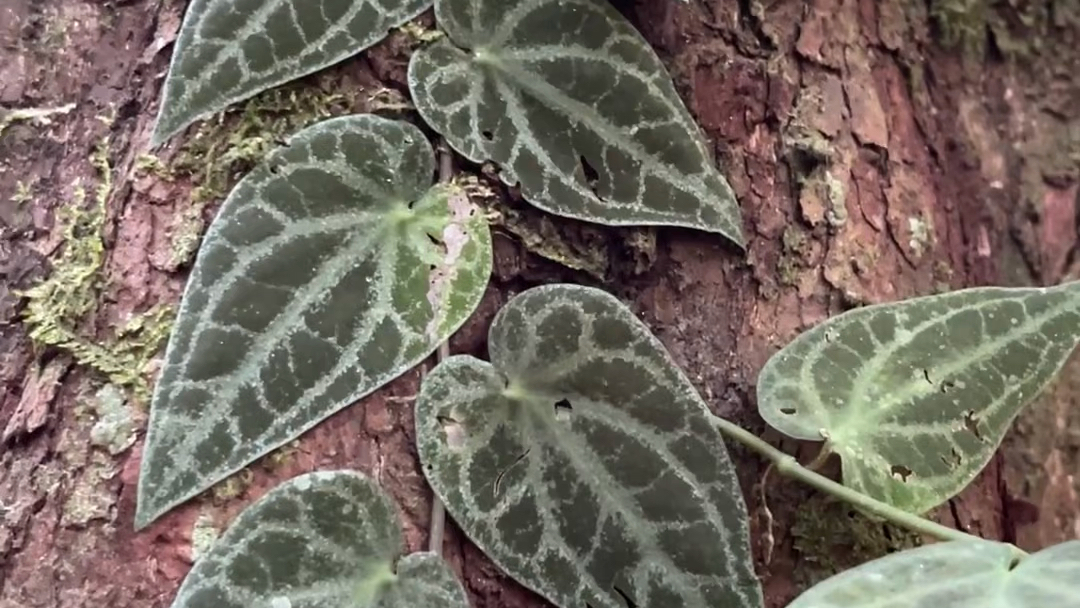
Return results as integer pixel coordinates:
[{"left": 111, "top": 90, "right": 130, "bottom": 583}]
[
  {"left": 407, "top": 0, "right": 744, "bottom": 246},
  {"left": 757, "top": 282, "right": 1080, "bottom": 514},
  {"left": 169, "top": 470, "right": 470, "bottom": 608},
  {"left": 415, "top": 284, "right": 762, "bottom": 608},
  {"left": 151, "top": 0, "right": 431, "bottom": 145},
  {"left": 137, "top": 115, "right": 492, "bottom": 528},
  {"left": 787, "top": 539, "right": 1080, "bottom": 607}
]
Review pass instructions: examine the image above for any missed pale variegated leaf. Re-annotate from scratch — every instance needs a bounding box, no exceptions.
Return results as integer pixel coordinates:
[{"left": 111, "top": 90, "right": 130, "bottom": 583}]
[
  {"left": 757, "top": 282, "right": 1080, "bottom": 514},
  {"left": 788, "top": 539, "right": 1080, "bottom": 608},
  {"left": 415, "top": 284, "right": 762, "bottom": 608},
  {"left": 151, "top": 0, "right": 431, "bottom": 145},
  {"left": 407, "top": 0, "right": 744, "bottom": 246},
  {"left": 170, "top": 471, "right": 469, "bottom": 608},
  {"left": 137, "top": 115, "right": 491, "bottom": 528}
]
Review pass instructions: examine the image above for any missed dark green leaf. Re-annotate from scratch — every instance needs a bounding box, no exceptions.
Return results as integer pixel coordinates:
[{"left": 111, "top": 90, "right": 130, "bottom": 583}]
[
  {"left": 788, "top": 539, "right": 1080, "bottom": 607},
  {"left": 415, "top": 284, "right": 762, "bottom": 608},
  {"left": 408, "top": 0, "right": 744, "bottom": 245},
  {"left": 137, "top": 115, "right": 491, "bottom": 528},
  {"left": 758, "top": 282, "right": 1080, "bottom": 513},
  {"left": 169, "top": 471, "right": 469, "bottom": 608},
  {"left": 151, "top": 0, "right": 431, "bottom": 145}
]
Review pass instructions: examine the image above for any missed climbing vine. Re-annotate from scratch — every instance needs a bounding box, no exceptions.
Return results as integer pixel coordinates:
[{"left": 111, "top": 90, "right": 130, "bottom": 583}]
[{"left": 134, "top": 0, "right": 1080, "bottom": 607}]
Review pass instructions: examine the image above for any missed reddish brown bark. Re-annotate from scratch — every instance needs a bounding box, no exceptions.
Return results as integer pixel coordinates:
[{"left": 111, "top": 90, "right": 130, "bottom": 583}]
[{"left": 1, "top": 1, "right": 1078, "bottom": 607}]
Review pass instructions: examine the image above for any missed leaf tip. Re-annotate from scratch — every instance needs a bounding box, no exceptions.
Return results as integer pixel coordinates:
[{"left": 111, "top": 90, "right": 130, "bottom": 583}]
[
  {"left": 148, "top": 112, "right": 183, "bottom": 149},
  {"left": 132, "top": 499, "right": 158, "bottom": 532}
]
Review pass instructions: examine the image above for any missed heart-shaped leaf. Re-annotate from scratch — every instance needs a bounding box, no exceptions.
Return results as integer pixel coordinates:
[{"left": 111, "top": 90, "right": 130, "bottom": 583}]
[
  {"left": 137, "top": 115, "right": 492, "bottom": 528},
  {"left": 151, "top": 0, "right": 431, "bottom": 145},
  {"left": 787, "top": 539, "right": 1080, "bottom": 607},
  {"left": 415, "top": 284, "right": 762, "bottom": 608},
  {"left": 757, "top": 282, "right": 1080, "bottom": 514},
  {"left": 170, "top": 470, "right": 470, "bottom": 608},
  {"left": 407, "top": 0, "right": 744, "bottom": 246}
]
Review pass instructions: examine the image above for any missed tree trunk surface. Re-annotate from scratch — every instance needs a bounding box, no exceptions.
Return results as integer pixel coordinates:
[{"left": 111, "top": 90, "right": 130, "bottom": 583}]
[{"left": 1, "top": 1, "right": 1078, "bottom": 607}]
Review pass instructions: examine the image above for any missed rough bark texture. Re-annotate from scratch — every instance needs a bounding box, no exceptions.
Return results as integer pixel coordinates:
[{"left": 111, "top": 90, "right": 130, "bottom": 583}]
[{"left": 1, "top": 1, "right": 1078, "bottom": 607}]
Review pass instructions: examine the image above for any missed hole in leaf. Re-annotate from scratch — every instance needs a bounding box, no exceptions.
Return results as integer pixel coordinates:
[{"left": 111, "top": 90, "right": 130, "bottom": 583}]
[
  {"left": 890, "top": 464, "right": 913, "bottom": 482},
  {"left": 779, "top": 407, "right": 797, "bottom": 415},
  {"left": 613, "top": 585, "right": 638, "bottom": 608},
  {"left": 481, "top": 130, "right": 494, "bottom": 141},
  {"left": 940, "top": 448, "right": 963, "bottom": 469},
  {"left": 437, "top": 415, "right": 467, "bottom": 451},
  {"left": 554, "top": 398, "right": 573, "bottom": 421},
  {"left": 579, "top": 155, "right": 604, "bottom": 200},
  {"left": 963, "top": 410, "right": 984, "bottom": 441},
  {"left": 493, "top": 449, "right": 530, "bottom": 498}
]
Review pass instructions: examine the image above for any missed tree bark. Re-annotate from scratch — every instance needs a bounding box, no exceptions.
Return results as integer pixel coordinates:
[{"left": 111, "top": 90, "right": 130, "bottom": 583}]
[{"left": 1, "top": 1, "right": 1078, "bottom": 607}]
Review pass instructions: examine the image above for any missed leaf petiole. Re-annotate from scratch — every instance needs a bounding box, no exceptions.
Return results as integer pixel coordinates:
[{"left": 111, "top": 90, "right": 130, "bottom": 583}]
[{"left": 709, "top": 415, "right": 1029, "bottom": 561}]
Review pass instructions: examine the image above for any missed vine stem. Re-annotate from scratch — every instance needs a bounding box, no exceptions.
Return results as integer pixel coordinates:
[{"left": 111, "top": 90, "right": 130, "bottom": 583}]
[
  {"left": 427, "top": 138, "right": 454, "bottom": 556},
  {"left": 427, "top": 342, "right": 449, "bottom": 555},
  {"left": 709, "top": 415, "right": 1030, "bottom": 559}
]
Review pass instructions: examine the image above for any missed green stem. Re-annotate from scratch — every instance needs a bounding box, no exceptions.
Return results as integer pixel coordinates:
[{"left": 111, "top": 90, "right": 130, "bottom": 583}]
[
  {"left": 426, "top": 138, "right": 454, "bottom": 557},
  {"left": 710, "top": 415, "right": 1029, "bottom": 559}
]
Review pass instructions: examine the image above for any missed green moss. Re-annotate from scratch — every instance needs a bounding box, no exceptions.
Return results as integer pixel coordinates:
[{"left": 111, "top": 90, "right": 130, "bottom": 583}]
[
  {"left": 791, "top": 495, "right": 923, "bottom": 588},
  {"left": 149, "top": 84, "right": 353, "bottom": 267},
  {"left": 930, "top": 0, "right": 1072, "bottom": 59},
  {"left": 20, "top": 132, "right": 176, "bottom": 404},
  {"left": 930, "top": 0, "right": 990, "bottom": 53},
  {"left": 397, "top": 20, "right": 444, "bottom": 44},
  {"left": 211, "top": 469, "right": 254, "bottom": 502},
  {"left": 778, "top": 256, "right": 801, "bottom": 287},
  {"left": 778, "top": 226, "right": 811, "bottom": 287},
  {"left": 0, "top": 103, "right": 76, "bottom": 139},
  {"left": 171, "top": 85, "right": 353, "bottom": 203}
]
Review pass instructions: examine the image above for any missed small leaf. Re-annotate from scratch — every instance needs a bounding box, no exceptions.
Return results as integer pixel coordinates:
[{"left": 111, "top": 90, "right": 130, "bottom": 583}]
[
  {"left": 169, "top": 470, "right": 470, "bottom": 608},
  {"left": 137, "top": 115, "right": 492, "bottom": 528},
  {"left": 151, "top": 0, "right": 432, "bottom": 145},
  {"left": 415, "top": 284, "right": 762, "bottom": 608},
  {"left": 407, "top": 0, "right": 744, "bottom": 246},
  {"left": 757, "top": 282, "right": 1080, "bottom": 513},
  {"left": 788, "top": 539, "right": 1080, "bottom": 607}
]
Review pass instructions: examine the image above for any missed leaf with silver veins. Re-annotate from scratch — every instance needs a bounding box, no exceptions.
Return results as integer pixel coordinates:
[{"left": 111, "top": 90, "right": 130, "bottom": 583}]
[
  {"left": 152, "top": 0, "right": 431, "bottom": 145},
  {"left": 415, "top": 284, "right": 763, "bottom": 608},
  {"left": 788, "top": 539, "right": 1080, "bottom": 608},
  {"left": 169, "top": 471, "right": 469, "bottom": 608},
  {"left": 758, "top": 282, "right": 1080, "bottom": 514},
  {"left": 137, "top": 115, "right": 491, "bottom": 528},
  {"left": 408, "top": 0, "right": 744, "bottom": 245}
]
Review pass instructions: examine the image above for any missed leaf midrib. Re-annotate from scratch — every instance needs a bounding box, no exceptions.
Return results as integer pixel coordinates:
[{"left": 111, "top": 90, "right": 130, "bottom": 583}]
[
  {"left": 487, "top": 55, "right": 711, "bottom": 201},
  {"left": 520, "top": 388, "right": 728, "bottom": 608}
]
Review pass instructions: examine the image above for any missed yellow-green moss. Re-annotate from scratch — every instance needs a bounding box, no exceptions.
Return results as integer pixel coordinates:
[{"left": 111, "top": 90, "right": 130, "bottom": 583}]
[
  {"left": 147, "top": 84, "right": 354, "bottom": 267},
  {"left": 397, "top": 20, "right": 444, "bottom": 44},
  {"left": 791, "top": 495, "right": 922, "bottom": 589},
  {"left": 929, "top": 0, "right": 1075, "bottom": 59},
  {"left": 0, "top": 103, "right": 75, "bottom": 138},
  {"left": 778, "top": 226, "right": 812, "bottom": 287},
  {"left": 20, "top": 132, "right": 175, "bottom": 404},
  {"left": 211, "top": 469, "right": 255, "bottom": 502}
]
